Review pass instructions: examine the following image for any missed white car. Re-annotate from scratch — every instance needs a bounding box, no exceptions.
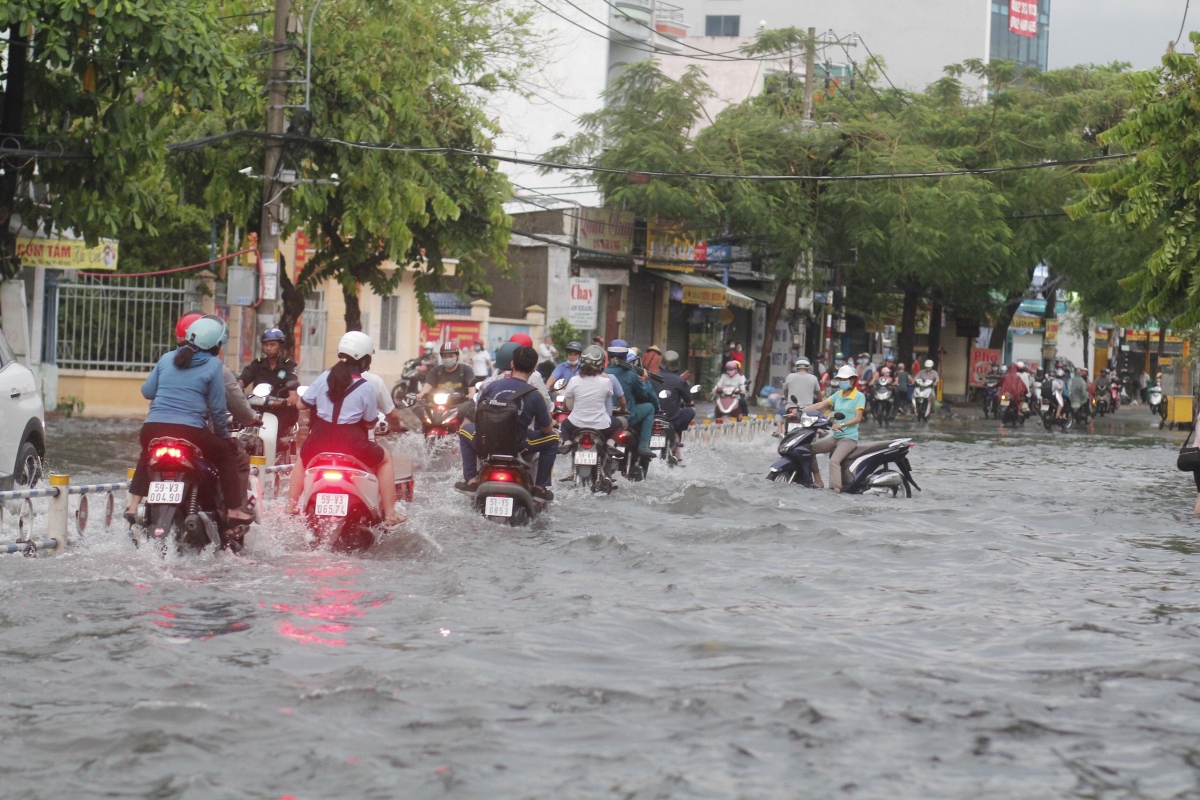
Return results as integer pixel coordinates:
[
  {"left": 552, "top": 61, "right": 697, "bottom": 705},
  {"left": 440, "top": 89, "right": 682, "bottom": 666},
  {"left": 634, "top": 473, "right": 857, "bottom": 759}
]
[{"left": 0, "top": 329, "right": 44, "bottom": 489}]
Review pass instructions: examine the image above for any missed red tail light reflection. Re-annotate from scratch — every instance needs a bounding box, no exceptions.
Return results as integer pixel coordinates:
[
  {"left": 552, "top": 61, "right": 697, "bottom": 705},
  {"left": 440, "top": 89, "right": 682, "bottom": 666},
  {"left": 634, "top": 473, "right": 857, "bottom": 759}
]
[
  {"left": 579, "top": 433, "right": 594, "bottom": 448},
  {"left": 488, "top": 471, "right": 516, "bottom": 482},
  {"left": 322, "top": 471, "right": 344, "bottom": 481}
]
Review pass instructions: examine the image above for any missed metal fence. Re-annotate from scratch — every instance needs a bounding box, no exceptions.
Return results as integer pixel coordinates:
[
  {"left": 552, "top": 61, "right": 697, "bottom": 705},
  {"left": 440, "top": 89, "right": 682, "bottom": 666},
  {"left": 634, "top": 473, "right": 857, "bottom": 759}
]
[{"left": 56, "top": 276, "right": 201, "bottom": 371}]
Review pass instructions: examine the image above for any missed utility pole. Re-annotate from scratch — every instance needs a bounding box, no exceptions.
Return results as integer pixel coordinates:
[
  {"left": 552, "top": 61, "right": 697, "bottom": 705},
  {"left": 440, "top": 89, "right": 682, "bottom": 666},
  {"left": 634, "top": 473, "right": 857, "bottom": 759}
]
[
  {"left": 804, "top": 26, "right": 817, "bottom": 121},
  {"left": 258, "top": 0, "right": 293, "bottom": 331}
]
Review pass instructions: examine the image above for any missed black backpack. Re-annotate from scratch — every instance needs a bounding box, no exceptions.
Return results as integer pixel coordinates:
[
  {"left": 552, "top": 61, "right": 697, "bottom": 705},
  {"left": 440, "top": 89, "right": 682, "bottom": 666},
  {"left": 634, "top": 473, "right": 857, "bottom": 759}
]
[{"left": 474, "top": 384, "right": 537, "bottom": 458}]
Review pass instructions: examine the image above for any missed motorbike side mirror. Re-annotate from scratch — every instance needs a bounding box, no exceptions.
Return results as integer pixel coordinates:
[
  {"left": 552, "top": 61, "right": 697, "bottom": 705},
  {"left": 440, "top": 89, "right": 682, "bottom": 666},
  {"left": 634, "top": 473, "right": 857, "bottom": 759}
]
[
  {"left": 297, "top": 385, "right": 309, "bottom": 397},
  {"left": 834, "top": 412, "right": 846, "bottom": 420},
  {"left": 553, "top": 378, "right": 567, "bottom": 391},
  {"left": 252, "top": 383, "right": 272, "bottom": 398},
  {"left": 658, "top": 389, "right": 670, "bottom": 399},
  {"left": 690, "top": 385, "right": 702, "bottom": 394}
]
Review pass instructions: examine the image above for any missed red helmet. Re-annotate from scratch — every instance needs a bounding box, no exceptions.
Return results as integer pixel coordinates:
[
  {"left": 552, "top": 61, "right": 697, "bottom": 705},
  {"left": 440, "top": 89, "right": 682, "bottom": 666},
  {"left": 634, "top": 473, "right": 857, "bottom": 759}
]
[
  {"left": 509, "top": 333, "right": 534, "bottom": 348},
  {"left": 175, "top": 311, "right": 204, "bottom": 343}
]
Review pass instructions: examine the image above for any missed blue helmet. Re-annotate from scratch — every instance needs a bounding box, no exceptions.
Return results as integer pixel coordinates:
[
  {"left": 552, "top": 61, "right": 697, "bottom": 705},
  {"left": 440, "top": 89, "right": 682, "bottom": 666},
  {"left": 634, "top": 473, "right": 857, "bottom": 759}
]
[
  {"left": 607, "top": 339, "right": 629, "bottom": 357},
  {"left": 185, "top": 316, "right": 229, "bottom": 350},
  {"left": 261, "top": 327, "right": 285, "bottom": 343}
]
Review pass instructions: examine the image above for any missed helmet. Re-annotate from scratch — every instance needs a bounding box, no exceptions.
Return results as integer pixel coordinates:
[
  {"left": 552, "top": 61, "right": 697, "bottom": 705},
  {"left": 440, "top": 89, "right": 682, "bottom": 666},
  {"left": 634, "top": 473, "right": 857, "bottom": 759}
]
[
  {"left": 494, "top": 342, "right": 519, "bottom": 371},
  {"left": 646, "top": 344, "right": 662, "bottom": 355},
  {"left": 1055, "top": 368, "right": 1065, "bottom": 377},
  {"left": 261, "top": 327, "right": 285, "bottom": 344},
  {"left": 1081, "top": 369, "right": 1089, "bottom": 376},
  {"left": 607, "top": 338, "right": 629, "bottom": 356},
  {"left": 566, "top": 341, "right": 583, "bottom": 353},
  {"left": 725, "top": 360, "right": 739, "bottom": 370},
  {"left": 338, "top": 331, "right": 374, "bottom": 360},
  {"left": 860, "top": 352, "right": 870, "bottom": 359},
  {"left": 794, "top": 357, "right": 811, "bottom": 370},
  {"left": 663, "top": 350, "right": 680, "bottom": 368},
  {"left": 884, "top": 353, "right": 894, "bottom": 361},
  {"left": 924, "top": 359, "right": 934, "bottom": 369},
  {"left": 423, "top": 341, "right": 436, "bottom": 352},
  {"left": 440, "top": 343, "right": 458, "bottom": 357},
  {"left": 834, "top": 352, "right": 844, "bottom": 360},
  {"left": 581, "top": 345, "right": 605, "bottom": 368},
  {"left": 174, "top": 311, "right": 204, "bottom": 343},
  {"left": 185, "top": 316, "right": 229, "bottom": 350},
  {"left": 509, "top": 333, "right": 534, "bottom": 348},
  {"left": 836, "top": 365, "right": 858, "bottom": 380},
  {"left": 880, "top": 367, "right": 891, "bottom": 376},
  {"left": 1016, "top": 360, "right": 1026, "bottom": 370}
]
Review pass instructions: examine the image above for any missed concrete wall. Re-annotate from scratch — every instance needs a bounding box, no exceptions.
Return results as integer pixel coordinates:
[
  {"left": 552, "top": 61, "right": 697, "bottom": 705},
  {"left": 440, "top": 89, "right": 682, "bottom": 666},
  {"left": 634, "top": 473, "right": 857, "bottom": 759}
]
[{"left": 57, "top": 370, "right": 150, "bottom": 418}]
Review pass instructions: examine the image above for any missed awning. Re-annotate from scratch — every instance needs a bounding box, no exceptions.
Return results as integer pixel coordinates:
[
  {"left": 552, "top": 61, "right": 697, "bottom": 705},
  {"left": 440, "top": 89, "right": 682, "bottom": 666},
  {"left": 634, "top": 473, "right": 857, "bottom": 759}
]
[
  {"left": 649, "top": 270, "right": 755, "bottom": 309},
  {"left": 736, "top": 286, "right": 778, "bottom": 306}
]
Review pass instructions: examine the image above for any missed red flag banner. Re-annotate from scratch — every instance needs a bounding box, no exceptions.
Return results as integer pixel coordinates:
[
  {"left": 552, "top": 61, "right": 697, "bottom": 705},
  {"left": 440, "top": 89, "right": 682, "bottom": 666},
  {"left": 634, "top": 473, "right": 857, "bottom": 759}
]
[{"left": 1008, "top": 0, "right": 1038, "bottom": 37}]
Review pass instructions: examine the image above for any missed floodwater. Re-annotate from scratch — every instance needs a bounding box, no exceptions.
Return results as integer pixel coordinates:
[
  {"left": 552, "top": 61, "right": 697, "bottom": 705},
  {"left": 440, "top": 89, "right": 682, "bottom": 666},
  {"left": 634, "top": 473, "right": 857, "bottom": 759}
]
[{"left": 4, "top": 412, "right": 1200, "bottom": 798}]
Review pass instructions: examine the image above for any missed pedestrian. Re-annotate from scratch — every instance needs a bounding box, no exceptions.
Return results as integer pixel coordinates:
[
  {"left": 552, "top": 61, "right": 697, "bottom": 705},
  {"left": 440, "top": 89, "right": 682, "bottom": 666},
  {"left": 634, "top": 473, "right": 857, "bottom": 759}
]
[
  {"left": 1139, "top": 368, "right": 1151, "bottom": 405},
  {"left": 537, "top": 335, "right": 558, "bottom": 381},
  {"left": 470, "top": 340, "right": 493, "bottom": 386}
]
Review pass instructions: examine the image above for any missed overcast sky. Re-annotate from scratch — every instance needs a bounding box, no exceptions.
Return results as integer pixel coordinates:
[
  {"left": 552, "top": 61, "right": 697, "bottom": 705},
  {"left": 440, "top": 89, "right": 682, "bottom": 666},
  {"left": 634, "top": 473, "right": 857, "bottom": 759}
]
[{"left": 1050, "top": 0, "right": 1193, "bottom": 69}]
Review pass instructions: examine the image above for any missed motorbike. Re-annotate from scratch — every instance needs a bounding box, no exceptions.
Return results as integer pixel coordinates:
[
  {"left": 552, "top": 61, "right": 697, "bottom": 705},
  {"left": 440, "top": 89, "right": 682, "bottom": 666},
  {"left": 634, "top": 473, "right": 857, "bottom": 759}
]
[
  {"left": 130, "top": 437, "right": 262, "bottom": 554},
  {"left": 551, "top": 378, "right": 570, "bottom": 424},
  {"left": 414, "top": 389, "right": 467, "bottom": 439},
  {"left": 713, "top": 385, "right": 743, "bottom": 422},
  {"left": 472, "top": 453, "right": 547, "bottom": 526},
  {"left": 1107, "top": 380, "right": 1121, "bottom": 413},
  {"left": 998, "top": 391, "right": 1024, "bottom": 426},
  {"left": 390, "top": 358, "right": 430, "bottom": 409},
  {"left": 982, "top": 374, "right": 1000, "bottom": 419},
  {"left": 1149, "top": 382, "right": 1164, "bottom": 416},
  {"left": 560, "top": 427, "right": 617, "bottom": 493},
  {"left": 610, "top": 413, "right": 652, "bottom": 481},
  {"left": 766, "top": 412, "right": 920, "bottom": 497},
  {"left": 913, "top": 378, "right": 936, "bottom": 423},
  {"left": 871, "top": 378, "right": 896, "bottom": 426},
  {"left": 1042, "top": 397, "right": 1073, "bottom": 432},
  {"left": 1071, "top": 395, "right": 1093, "bottom": 426},
  {"left": 649, "top": 384, "right": 700, "bottom": 465},
  {"left": 237, "top": 382, "right": 298, "bottom": 468}
]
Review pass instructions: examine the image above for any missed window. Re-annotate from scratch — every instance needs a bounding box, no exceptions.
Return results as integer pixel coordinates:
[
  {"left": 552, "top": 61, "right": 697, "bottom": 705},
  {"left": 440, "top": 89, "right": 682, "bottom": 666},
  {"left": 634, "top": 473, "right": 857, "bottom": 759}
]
[
  {"left": 379, "top": 294, "right": 400, "bottom": 352},
  {"left": 705, "top": 15, "right": 739, "bottom": 36}
]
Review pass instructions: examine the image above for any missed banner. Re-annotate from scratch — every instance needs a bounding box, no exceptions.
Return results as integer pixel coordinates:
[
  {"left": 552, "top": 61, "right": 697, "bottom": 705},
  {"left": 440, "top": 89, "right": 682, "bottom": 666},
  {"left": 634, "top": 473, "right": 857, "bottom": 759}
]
[
  {"left": 567, "top": 277, "right": 599, "bottom": 329},
  {"left": 970, "top": 348, "right": 1002, "bottom": 388},
  {"left": 1008, "top": 0, "right": 1037, "bottom": 37},
  {"left": 15, "top": 235, "right": 118, "bottom": 270},
  {"left": 682, "top": 284, "right": 726, "bottom": 306},
  {"left": 577, "top": 208, "right": 634, "bottom": 255},
  {"left": 419, "top": 320, "right": 481, "bottom": 351},
  {"left": 647, "top": 221, "right": 696, "bottom": 272},
  {"left": 1043, "top": 319, "right": 1059, "bottom": 345}
]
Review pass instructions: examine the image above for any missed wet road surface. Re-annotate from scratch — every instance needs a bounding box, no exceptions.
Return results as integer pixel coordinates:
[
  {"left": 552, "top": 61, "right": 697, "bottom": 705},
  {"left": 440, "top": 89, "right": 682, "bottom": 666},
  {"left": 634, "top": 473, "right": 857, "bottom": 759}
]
[{"left": 3, "top": 411, "right": 1200, "bottom": 798}]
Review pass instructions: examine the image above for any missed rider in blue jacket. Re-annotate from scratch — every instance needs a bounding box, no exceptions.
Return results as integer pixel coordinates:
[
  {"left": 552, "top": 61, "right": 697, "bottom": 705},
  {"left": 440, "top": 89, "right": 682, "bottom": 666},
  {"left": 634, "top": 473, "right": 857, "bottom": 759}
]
[{"left": 604, "top": 339, "right": 659, "bottom": 457}]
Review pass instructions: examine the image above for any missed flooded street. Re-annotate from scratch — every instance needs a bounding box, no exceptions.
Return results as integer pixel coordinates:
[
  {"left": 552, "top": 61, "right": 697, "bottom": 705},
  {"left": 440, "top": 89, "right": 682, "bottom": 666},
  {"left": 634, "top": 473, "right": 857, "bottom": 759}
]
[{"left": 4, "top": 413, "right": 1200, "bottom": 798}]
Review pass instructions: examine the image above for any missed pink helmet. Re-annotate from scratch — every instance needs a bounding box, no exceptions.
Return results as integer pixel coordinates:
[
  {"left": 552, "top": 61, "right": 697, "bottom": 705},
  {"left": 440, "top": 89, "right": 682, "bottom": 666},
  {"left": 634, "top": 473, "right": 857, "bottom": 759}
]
[{"left": 725, "top": 360, "right": 739, "bottom": 370}]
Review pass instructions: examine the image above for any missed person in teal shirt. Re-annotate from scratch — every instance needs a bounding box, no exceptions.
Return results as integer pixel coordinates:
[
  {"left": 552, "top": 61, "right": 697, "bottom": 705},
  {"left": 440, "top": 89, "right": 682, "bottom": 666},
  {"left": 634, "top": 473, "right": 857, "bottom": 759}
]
[{"left": 804, "top": 364, "right": 867, "bottom": 492}]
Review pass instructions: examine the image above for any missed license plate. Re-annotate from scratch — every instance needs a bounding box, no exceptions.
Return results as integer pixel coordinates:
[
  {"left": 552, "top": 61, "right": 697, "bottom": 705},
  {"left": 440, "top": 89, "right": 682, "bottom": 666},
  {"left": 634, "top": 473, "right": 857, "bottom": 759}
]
[
  {"left": 787, "top": 423, "right": 801, "bottom": 432},
  {"left": 1000, "top": 398, "right": 1010, "bottom": 406},
  {"left": 147, "top": 481, "right": 184, "bottom": 504},
  {"left": 650, "top": 435, "right": 667, "bottom": 448},
  {"left": 485, "top": 496, "right": 513, "bottom": 517},
  {"left": 314, "top": 492, "right": 349, "bottom": 517},
  {"left": 575, "top": 449, "right": 598, "bottom": 465},
  {"left": 614, "top": 446, "right": 626, "bottom": 454}
]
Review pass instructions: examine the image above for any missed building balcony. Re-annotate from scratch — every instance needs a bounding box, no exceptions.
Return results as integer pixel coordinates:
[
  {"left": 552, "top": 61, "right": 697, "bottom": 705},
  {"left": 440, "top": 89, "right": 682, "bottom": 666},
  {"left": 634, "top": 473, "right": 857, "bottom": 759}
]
[
  {"left": 654, "top": 2, "right": 689, "bottom": 40},
  {"left": 609, "top": 0, "right": 653, "bottom": 44}
]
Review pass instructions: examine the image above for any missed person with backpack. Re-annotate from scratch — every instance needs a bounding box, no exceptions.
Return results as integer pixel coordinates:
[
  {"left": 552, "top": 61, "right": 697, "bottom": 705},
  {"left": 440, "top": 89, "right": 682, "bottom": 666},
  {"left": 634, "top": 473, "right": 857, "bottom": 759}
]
[
  {"left": 455, "top": 345, "right": 558, "bottom": 501},
  {"left": 286, "top": 332, "right": 405, "bottom": 526}
]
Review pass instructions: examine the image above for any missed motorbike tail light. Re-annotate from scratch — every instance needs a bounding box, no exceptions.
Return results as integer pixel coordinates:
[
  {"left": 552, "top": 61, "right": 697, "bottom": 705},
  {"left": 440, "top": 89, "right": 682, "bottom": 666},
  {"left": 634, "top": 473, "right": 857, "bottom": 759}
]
[
  {"left": 487, "top": 470, "right": 515, "bottom": 482},
  {"left": 616, "top": 430, "right": 633, "bottom": 443},
  {"left": 652, "top": 420, "right": 667, "bottom": 433},
  {"left": 153, "top": 446, "right": 184, "bottom": 460},
  {"left": 322, "top": 471, "right": 344, "bottom": 481},
  {"left": 580, "top": 432, "right": 594, "bottom": 448}
]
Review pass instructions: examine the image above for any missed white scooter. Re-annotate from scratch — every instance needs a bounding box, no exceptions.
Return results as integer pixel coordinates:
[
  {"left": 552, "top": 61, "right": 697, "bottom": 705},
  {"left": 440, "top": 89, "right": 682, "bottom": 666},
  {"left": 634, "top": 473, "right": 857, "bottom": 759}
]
[
  {"left": 913, "top": 378, "right": 936, "bottom": 423},
  {"left": 714, "top": 385, "right": 743, "bottom": 422},
  {"left": 239, "top": 383, "right": 297, "bottom": 467}
]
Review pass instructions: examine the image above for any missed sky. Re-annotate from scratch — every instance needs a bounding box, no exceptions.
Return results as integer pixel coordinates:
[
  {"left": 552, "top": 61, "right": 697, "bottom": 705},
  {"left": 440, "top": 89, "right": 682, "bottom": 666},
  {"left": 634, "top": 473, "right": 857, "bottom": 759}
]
[{"left": 1049, "top": 0, "right": 1193, "bottom": 70}]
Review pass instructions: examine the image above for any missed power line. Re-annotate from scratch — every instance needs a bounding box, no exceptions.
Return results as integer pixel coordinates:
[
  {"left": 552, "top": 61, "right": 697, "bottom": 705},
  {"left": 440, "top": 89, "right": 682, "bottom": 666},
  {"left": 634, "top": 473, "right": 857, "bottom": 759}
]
[
  {"left": 588, "top": 0, "right": 759, "bottom": 61},
  {"left": 854, "top": 33, "right": 905, "bottom": 102},
  {"left": 1176, "top": 0, "right": 1193, "bottom": 48}
]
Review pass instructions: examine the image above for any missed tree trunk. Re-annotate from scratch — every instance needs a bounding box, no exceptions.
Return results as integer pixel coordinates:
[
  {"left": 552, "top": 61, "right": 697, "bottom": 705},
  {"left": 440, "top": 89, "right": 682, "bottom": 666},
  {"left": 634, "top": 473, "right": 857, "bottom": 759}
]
[
  {"left": 927, "top": 300, "right": 943, "bottom": 368},
  {"left": 988, "top": 291, "right": 1025, "bottom": 351},
  {"left": 0, "top": 23, "right": 30, "bottom": 279},
  {"left": 897, "top": 281, "right": 920, "bottom": 368},
  {"left": 1081, "top": 318, "right": 1090, "bottom": 375},
  {"left": 342, "top": 280, "right": 362, "bottom": 332},
  {"left": 752, "top": 276, "right": 790, "bottom": 398},
  {"left": 277, "top": 255, "right": 307, "bottom": 359},
  {"left": 1155, "top": 327, "right": 1165, "bottom": 376}
]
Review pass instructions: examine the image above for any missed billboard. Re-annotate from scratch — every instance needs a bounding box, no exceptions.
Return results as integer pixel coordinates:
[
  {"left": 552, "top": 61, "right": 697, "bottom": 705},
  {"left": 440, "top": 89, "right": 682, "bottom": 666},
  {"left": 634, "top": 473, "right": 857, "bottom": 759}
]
[
  {"left": 420, "top": 320, "right": 482, "bottom": 351},
  {"left": 577, "top": 208, "right": 634, "bottom": 255},
  {"left": 1009, "top": 0, "right": 1037, "bottom": 37},
  {"left": 646, "top": 221, "right": 696, "bottom": 272},
  {"left": 567, "top": 277, "right": 599, "bottom": 329},
  {"left": 970, "top": 348, "right": 1002, "bottom": 387},
  {"left": 15, "top": 235, "right": 118, "bottom": 270}
]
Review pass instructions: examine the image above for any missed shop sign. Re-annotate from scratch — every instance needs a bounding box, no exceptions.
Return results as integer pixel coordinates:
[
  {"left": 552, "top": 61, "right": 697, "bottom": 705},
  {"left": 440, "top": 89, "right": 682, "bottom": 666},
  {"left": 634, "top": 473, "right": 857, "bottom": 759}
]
[
  {"left": 16, "top": 235, "right": 118, "bottom": 270},
  {"left": 970, "top": 348, "right": 1001, "bottom": 387},
  {"left": 647, "top": 221, "right": 696, "bottom": 272},
  {"left": 705, "top": 243, "right": 752, "bottom": 274},
  {"left": 1009, "top": 0, "right": 1037, "bottom": 37},
  {"left": 682, "top": 284, "right": 726, "bottom": 306},
  {"left": 578, "top": 208, "right": 634, "bottom": 255},
  {"left": 419, "top": 320, "right": 482, "bottom": 350},
  {"left": 567, "top": 277, "right": 599, "bottom": 329},
  {"left": 1043, "top": 319, "right": 1058, "bottom": 345},
  {"left": 1010, "top": 314, "right": 1043, "bottom": 330}
]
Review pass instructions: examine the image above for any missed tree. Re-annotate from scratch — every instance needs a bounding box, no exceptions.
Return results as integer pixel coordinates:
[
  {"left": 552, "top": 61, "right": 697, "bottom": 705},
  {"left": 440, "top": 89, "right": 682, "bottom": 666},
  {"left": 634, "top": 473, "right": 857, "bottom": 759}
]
[
  {"left": 0, "top": 1, "right": 244, "bottom": 279},
  {"left": 176, "top": 0, "right": 534, "bottom": 351}
]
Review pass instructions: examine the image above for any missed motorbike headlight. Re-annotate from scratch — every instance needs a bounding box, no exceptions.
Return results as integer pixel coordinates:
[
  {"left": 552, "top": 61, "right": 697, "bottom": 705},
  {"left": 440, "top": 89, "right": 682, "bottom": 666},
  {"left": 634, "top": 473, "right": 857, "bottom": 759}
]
[
  {"left": 433, "top": 392, "right": 450, "bottom": 405},
  {"left": 556, "top": 395, "right": 565, "bottom": 403}
]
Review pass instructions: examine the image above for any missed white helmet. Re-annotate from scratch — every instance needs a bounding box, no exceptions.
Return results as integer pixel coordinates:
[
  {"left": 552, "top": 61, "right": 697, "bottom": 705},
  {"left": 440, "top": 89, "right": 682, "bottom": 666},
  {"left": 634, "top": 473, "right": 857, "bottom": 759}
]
[
  {"left": 423, "top": 341, "right": 435, "bottom": 352},
  {"left": 924, "top": 359, "right": 934, "bottom": 369},
  {"left": 1016, "top": 360, "right": 1026, "bottom": 370},
  {"left": 794, "top": 357, "right": 810, "bottom": 370},
  {"left": 836, "top": 364, "right": 858, "bottom": 380},
  {"left": 338, "top": 331, "right": 375, "bottom": 360}
]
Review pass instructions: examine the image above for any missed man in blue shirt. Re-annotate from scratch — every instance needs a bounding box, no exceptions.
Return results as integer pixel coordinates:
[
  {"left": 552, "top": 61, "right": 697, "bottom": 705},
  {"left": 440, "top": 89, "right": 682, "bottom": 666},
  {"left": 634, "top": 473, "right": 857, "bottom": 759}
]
[
  {"left": 455, "top": 346, "right": 558, "bottom": 500},
  {"left": 605, "top": 339, "right": 659, "bottom": 457},
  {"left": 548, "top": 341, "right": 584, "bottom": 386}
]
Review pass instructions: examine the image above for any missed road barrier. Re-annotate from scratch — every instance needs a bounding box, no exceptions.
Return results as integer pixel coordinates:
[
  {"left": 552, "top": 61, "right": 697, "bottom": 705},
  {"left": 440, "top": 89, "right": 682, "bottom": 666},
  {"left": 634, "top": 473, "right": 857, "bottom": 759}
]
[{"left": 692, "top": 415, "right": 772, "bottom": 446}]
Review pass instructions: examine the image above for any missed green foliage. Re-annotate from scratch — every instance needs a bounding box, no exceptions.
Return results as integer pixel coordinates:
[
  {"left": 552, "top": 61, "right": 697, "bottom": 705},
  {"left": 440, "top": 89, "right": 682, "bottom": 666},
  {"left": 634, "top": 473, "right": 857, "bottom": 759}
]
[
  {"left": 53, "top": 396, "right": 84, "bottom": 417},
  {"left": 116, "top": 202, "right": 210, "bottom": 274},
  {"left": 549, "top": 317, "right": 582, "bottom": 358}
]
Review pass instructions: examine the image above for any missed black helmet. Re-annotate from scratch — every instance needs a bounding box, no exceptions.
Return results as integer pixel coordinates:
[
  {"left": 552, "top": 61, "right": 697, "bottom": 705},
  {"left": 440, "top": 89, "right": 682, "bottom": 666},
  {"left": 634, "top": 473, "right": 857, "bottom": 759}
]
[
  {"left": 566, "top": 340, "right": 583, "bottom": 353},
  {"left": 581, "top": 345, "right": 605, "bottom": 368}
]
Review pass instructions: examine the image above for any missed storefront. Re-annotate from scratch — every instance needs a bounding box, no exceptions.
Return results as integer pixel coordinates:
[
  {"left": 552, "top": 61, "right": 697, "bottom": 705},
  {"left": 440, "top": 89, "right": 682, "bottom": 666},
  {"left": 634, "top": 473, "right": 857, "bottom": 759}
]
[{"left": 649, "top": 270, "right": 753, "bottom": 387}]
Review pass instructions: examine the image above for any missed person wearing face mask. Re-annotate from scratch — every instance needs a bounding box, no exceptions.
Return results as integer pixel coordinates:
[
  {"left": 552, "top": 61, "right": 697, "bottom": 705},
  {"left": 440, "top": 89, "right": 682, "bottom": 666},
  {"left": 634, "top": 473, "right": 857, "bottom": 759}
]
[
  {"left": 712, "top": 360, "right": 749, "bottom": 416},
  {"left": 856, "top": 353, "right": 875, "bottom": 386},
  {"left": 549, "top": 341, "right": 585, "bottom": 385},
  {"left": 418, "top": 344, "right": 476, "bottom": 400},
  {"left": 469, "top": 340, "right": 493, "bottom": 386},
  {"left": 821, "top": 351, "right": 845, "bottom": 392},
  {"left": 803, "top": 364, "right": 867, "bottom": 493}
]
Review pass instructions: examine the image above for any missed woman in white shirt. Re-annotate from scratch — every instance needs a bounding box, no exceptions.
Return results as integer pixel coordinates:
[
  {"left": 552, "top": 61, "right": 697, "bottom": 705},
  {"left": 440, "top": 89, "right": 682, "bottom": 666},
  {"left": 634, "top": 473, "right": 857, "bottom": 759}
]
[
  {"left": 470, "top": 341, "right": 493, "bottom": 385},
  {"left": 561, "top": 346, "right": 626, "bottom": 440}
]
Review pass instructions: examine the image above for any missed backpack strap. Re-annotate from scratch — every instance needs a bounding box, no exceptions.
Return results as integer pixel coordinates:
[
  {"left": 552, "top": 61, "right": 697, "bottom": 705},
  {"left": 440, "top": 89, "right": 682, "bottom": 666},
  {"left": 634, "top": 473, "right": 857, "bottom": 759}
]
[{"left": 331, "top": 377, "right": 367, "bottom": 424}]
